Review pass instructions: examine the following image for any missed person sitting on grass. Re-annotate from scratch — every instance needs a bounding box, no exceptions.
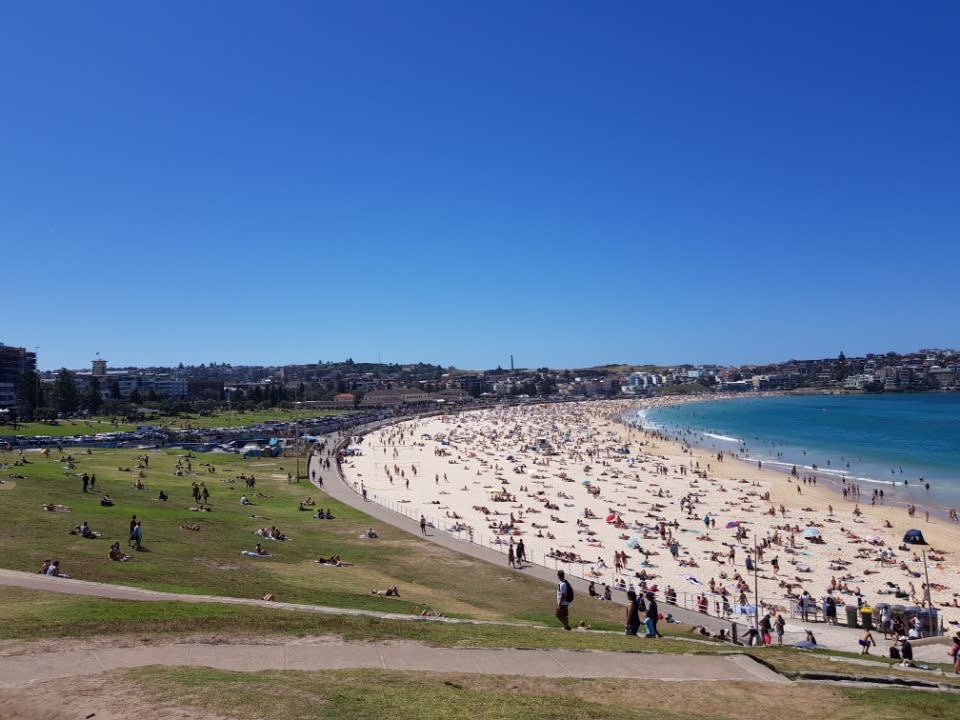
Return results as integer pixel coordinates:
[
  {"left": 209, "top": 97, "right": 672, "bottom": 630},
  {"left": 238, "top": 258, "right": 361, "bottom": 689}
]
[
  {"left": 372, "top": 586, "right": 400, "bottom": 597},
  {"left": 45, "top": 560, "right": 69, "bottom": 578},
  {"left": 896, "top": 635, "right": 915, "bottom": 667},
  {"left": 71, "top": 522, "right": 100, "bottom": 538},
  {"left": 158, "top": 490, "right": 168, "bottom": 501},
  {"left": 254, "top": 542, "right": 270, "bottom": 556},
  {"left": 100, "top": 495, "right": 114, "bottom": 507},
  {"left": 108, "top": 542, "right": 131, "bottom": 562},
  {"left": 240, "top": 495, "right": 252, "bottom": 506}
]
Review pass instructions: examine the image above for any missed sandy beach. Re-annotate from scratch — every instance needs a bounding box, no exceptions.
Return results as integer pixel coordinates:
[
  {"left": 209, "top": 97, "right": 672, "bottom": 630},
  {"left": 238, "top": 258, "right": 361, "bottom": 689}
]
[{"left": 341, "top": 400, "right": 960, "bottom": 634}]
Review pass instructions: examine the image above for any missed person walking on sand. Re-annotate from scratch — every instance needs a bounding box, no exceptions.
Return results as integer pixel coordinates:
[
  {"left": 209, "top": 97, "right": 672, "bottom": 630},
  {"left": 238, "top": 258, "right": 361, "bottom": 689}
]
[
  {"left": 419, "top": 515, "right": 427, "bottom": 535},
  {"left": 556, "top": 570, "right": 573, "bottom": 631}
]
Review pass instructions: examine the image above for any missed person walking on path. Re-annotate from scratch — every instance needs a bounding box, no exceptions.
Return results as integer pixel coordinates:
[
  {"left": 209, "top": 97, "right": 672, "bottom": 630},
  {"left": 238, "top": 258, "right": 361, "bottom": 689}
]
[
  {"left": 507, "top": 544, "right": 515, "bottom": 568},
  {"left": 774, "top": 614, "right": 786, "bottom": 646},
  {"left": 419, "top": 515, "right": 427, "bottom": 536},
  {"left": 556, "top": 570, "right": 572, "bottom": 631},
  {"left": 644, "top": 591, "right": 661, "bottom": 638},
  {"left": 625, "top": 589, "right": 641, "bottom": 636},
  {"left": 858, "top": 629, "right": 876, "bottom": 654},
  {"left": 130, "top": 521, "right": 143, "bottom": 551},
  {"left": 516, "top": 539, "right": 525, "bottom": 567}
]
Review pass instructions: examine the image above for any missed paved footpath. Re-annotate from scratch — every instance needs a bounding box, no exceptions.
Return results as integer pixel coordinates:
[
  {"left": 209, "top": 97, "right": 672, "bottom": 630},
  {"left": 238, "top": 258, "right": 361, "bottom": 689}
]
[{"left": 0, "top": 636, "right": 785, "bottom": 689}]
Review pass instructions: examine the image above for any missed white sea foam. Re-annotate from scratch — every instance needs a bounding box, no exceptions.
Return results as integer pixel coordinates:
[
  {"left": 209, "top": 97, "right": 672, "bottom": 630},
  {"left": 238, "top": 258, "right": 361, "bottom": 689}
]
[{"left": 703, "top": 432, "right": 741, "bottom": 444}]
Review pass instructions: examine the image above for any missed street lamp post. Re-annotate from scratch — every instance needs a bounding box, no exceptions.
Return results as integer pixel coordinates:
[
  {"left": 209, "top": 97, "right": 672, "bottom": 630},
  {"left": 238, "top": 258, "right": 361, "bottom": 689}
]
[
  {"left": 295, "top": 402, "right": 301, "bottom": 482},
  {"left": 753, "top": 534, "right": 760, "bottom": 631},
  {"left": 922, "top": 549, "right": 933, "bottom": 638}
]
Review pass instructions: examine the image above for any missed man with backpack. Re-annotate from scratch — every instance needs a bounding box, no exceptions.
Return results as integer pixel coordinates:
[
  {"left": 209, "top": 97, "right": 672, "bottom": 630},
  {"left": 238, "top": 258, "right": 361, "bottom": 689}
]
[{"left": 556, "top": 570, "right": 573, "bottom": 630}]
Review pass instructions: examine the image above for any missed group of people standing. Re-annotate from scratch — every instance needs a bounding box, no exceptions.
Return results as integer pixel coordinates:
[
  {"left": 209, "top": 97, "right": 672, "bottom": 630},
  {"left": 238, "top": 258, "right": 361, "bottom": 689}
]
[{"left": 555, "top": 570, "right": 660, "bottom": 638}]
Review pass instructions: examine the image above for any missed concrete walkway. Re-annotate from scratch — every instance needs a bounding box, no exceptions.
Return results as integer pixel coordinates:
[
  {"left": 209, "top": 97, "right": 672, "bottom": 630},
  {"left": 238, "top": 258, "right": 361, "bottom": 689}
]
[{"left": 0, "top": 637, "right": 787, "bottom": 689}]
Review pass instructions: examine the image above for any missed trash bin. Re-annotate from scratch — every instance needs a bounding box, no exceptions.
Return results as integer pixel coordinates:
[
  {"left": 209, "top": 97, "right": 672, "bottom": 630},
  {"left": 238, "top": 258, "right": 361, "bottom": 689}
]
[
  {"left": 846, "top": 605, "right": 859, "bottom": 628},
  {"left": 860, "top": 607, "right": 873, "bottom": 630}
]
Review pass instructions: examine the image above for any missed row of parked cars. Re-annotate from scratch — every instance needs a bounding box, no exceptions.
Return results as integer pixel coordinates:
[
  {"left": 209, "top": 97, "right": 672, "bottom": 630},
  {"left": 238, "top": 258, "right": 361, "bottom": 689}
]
[{"left": 1, "top": 412, "right": 388, "bottom": 451}]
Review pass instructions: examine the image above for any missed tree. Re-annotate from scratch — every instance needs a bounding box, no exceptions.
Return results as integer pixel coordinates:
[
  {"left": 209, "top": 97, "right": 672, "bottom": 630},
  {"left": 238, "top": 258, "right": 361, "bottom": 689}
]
[
  {"left": 129, "top": 389, "right": 142, "bottom": 404},
  {"left": 15, "top": 369, "right": 39, "bottom": 418},
  {"left": 53, "top": 369, "right": 80, "bottom": 414},
  {"left": 82, "top": 377, "right": 103, "bottom": 414},
  {"left": 838, "top": 351, "right": 846, "bottom": 362}
]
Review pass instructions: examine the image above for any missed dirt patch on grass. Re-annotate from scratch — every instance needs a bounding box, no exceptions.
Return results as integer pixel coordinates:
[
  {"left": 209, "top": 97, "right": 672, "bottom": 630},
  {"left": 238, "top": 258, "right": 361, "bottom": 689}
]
[
  {"left": 195, "top": 558, "right": 241, "bottom": 571},
  {"left": 0, "top": 673, "right": 232, "bottom": 720}
]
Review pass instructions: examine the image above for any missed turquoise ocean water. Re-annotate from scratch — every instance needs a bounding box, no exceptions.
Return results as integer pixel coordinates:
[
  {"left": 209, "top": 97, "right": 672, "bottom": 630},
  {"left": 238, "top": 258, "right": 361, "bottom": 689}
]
[{"left": 640, "top": 393, "right": 960, "bottom": 510}]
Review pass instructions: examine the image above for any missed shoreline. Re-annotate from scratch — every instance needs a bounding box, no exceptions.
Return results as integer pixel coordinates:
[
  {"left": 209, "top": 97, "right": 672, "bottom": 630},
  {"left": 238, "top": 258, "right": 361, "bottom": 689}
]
[{"left": 635, "top": 393, "right": 960, "bottom": 522}]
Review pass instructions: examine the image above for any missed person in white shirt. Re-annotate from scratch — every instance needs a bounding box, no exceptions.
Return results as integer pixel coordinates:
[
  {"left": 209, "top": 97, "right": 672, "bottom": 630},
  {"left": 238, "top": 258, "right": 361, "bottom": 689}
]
[{"left": 556, "top": 570, "right": 572, "bottom": 630}]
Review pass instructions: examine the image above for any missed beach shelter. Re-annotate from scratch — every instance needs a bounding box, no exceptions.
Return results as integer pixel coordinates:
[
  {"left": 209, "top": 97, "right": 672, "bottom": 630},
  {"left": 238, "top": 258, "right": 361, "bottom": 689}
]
[
  {"left": 803, "top": 527, "right": 821, "bottom": 539},
  {"left": 903, "top": 528, "right": 927, "bottom": 545},
  {"left": 725, "top": 520, "right": 740, "bottom": 529}
]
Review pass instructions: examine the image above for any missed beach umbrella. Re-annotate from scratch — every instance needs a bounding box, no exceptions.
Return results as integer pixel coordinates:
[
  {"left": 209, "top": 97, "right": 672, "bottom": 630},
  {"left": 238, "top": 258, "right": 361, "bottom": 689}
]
[
  {"left": 803, "top": 527, "right": 821, "bottom": 539},
  {"left": 582, "top": 480, "right": 592, "bottom": 486},
  {"left": 725, "top": 521, "right": 740, "bottom": 529},
  {"left": 626, "top": 537, "right": 640, "bottom": 549},
  {"left": 605, "top": 513, "right": 617, "bottom": 523}
]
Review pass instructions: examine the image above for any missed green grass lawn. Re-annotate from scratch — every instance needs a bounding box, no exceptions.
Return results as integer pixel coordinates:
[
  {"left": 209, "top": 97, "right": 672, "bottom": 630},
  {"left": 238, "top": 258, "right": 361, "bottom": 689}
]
[
  {"left": 120, "top": 667, "right": 960, "bottom": 720},
  {"left": 0, "top": 418, "right": 138, "bottom": 437},
  {"left": 0, "top": 446, "right": 626, "bottom": 630}
]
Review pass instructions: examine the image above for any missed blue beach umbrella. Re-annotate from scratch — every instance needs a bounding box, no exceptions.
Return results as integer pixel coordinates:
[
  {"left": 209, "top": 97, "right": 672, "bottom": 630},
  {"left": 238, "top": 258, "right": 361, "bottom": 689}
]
[{"left": 803, "top": 527, "right": 821, "bottom": 539}]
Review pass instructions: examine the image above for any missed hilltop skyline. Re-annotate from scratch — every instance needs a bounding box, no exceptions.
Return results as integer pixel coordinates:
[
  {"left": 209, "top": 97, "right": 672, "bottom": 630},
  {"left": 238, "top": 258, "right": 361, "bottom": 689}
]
[{"left": 3, "top": 3, "right": 959, "bottom": 371}]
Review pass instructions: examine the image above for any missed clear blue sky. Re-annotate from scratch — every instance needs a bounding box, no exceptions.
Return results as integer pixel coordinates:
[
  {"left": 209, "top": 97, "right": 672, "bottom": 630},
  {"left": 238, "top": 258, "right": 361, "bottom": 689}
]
[{"left": 3, "top": 2, "right": 958, "bottom": 371}]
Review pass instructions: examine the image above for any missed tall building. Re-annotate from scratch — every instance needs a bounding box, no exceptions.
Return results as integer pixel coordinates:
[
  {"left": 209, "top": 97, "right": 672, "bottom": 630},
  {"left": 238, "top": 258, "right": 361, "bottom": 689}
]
[
  {"left": 0, "top": 343, "right": 36, "bottom": 409},
  {"left": 0, "top": 343, "right": 36, "bottom": 385}
]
